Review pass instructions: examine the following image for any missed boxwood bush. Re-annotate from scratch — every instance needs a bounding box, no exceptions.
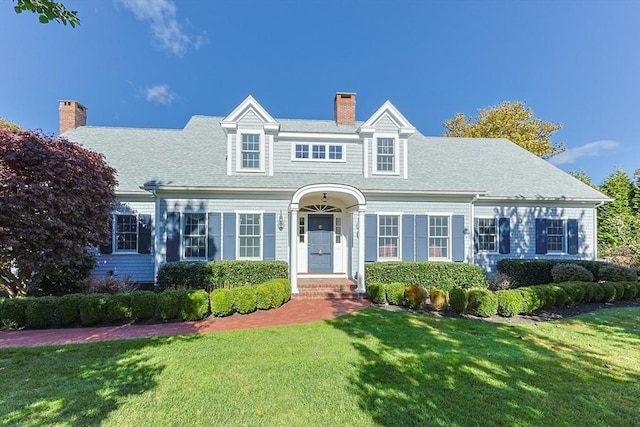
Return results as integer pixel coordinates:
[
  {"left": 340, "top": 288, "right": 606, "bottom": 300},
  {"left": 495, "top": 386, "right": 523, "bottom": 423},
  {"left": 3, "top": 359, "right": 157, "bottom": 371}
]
[
  {"left": 107, "top": 293, "right": 133, "bottom": 322},
  {"left": 0, "top": 298, "right": 28, "bottom": 329},
  {"left": 365, "top": 282, "right": 387, "bottom": 304},
  {"left": 267, "top": 278, "right": 290, "bottom": 307},
  {"left": 56, "top": 293, "right": 82, "bottom": 326},
  {"left": 157, "top": 260, "right": 289, "bottom": 291},
  {"left": 600, "top": 282, "right": 617, "bottom": 303},
  {"left": 497, "top": 259, "right": 606, "bottom": 286},
  {"left": 78, "top": 294, "right": 109, "bottom": 326},
  {"left": 211, "top": 288, "right": 234, "bottom": 317},
  {"left": 255, "top": 283, "right": 273, "bottom": 310},
  {"left": 26, "top": 296, "right": 57, "bottom": 329},
  {"left": 385, "top": 283, "right": 406, "bottom": 306},
  {"left": 622, "top": 282, "right": 639, "bottom": 300},
  {"left": 467, "top": 289, "right": 498, "bottom": 317},
  {"left": 366, "top": 262, "right": 488, "bottom": 291},
  {"left": 180, "top": 290, "right": 209, "bottom": 321},
  {"left": 404, "top": 285, "right": 428, "bottom": 310},
  {"left": 232, "top": 285, "right": 257, "bottom": 315},
  {"left": 599, "top": 264, "right": 637, "bottom": 282},
  {"left": 156, "top": 290, "right": 182, "bottom": 320},
  {"left": 612, "top": 283, "right": 626, "bottom": 301},
  {"left": 551, "top": 264, "right": 593, "bottom": 283},
  {"left": 130, "top": 291, "right": 157, "bottom": 321},
  {"left": 429, "top": 287, "right": 448, "bottom": 311},
  {"left": 448, "top": 288, "right": 468, "bottom": 314},
  {"left": 592, "top": 283, "right": 605, "bottom": 303},
  {"left": 496, "top": 290, "right": 525, "bottom": 317}
]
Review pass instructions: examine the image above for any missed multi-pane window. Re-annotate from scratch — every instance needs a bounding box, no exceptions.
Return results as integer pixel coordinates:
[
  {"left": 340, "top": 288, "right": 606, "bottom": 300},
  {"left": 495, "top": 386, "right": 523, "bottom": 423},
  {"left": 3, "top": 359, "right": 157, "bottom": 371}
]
[
  {"left": 239, "top": 214, "right": 261, "bottom": 258},
  {"left": 116, "top": 214, "right": 137, "bottom": 251},
  {"left": 299, "top": 216, "right": 305, "bottom": 243},
  {"left": 184, "top": 213, "right": 206, "bottom": 258},
  {"left": 378, "top": 215, "right": 399, "bottom": 259},
  {"left": 335, "top": 217, "right": 342, "bottom": 244},
  {"left": 312, "top": 145, "right": 326, "bottom": 159},
  {"left": 329, "top": 145, "right": 343, "bottom": 160},
  {"left": 295, "top": 144, "right": 309, "bottom": 159},
  {"left": 241, "top": 134, "right": 260, "bottom": 169},
  {"left": 429, "top": 216, "right": 449, "bottom": 259},
  {"left": 376, "top": 138, "right": 395, "bottom": 172},
  {"left": 477, "top": 218, "right": 497, "bottom": 252},
  {"left": 547, "top": 219, "right": 564, "bottom": 252}
]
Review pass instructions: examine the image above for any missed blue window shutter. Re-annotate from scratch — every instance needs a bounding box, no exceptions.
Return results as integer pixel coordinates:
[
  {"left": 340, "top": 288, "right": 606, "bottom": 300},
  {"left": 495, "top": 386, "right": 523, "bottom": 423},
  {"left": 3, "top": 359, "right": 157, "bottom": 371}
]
[
  {"left": 166, "top": 212, "right": 181, "bottom": 262},
  {"left": 207, "top": 213, "right": 221, "bottom": 261},
  {"left": 452, "top": 215, "right": 465, "bottom": 262},
  {"left": 263, "top": 213, "right": 276, "bottom": 260},
  {"left": 535, "top": 218, "right": 547, "bottom": 255},
  {"left": 137, "top": 214, "right": 152, "bottom": 254},
  {"left": 416, "top": 214, "right": 428, "bottom": 261},
  {"left": 498, "top": 217, "right": 511, "bottom": 254},
  {"left": 473, "top": 218, "right": 479, "bottom": 253},
  {"left": 402, "top": 215, "right": 415, "bottom": 261},
  {"left": 223, "top": 213, "right": 236, "bottom": 260},
  {"left": 365, "top": 214, "right": 377, "bottom": 262},
  {"left": 567, "top": 219, "right": 579, "bottom": 255}
]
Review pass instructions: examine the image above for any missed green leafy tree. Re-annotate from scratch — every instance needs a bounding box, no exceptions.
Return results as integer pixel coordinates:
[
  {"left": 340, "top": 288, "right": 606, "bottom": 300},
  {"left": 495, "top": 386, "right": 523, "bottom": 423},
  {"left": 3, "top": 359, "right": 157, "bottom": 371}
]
[
  {"left": 598, "top": 168, "right": 640, "bottom": 266},
  {"left": 12, "top": 0, "right": 79, "bottom": 27},
  {"left": 0, "top": 119, "right": 22, "bottom": 134},
  {"left": 443, "top": 101, "right": 564, "bottom": 159},
  {"left": 569, "top": 169, "right": 596, "bottom": 188}
]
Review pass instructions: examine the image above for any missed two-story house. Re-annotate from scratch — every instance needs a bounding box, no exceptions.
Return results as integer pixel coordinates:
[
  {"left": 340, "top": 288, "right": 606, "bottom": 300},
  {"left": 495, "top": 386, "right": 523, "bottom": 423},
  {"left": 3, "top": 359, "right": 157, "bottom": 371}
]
[{"left": 61, "top": 93, "right": 609, "bottom": 294}]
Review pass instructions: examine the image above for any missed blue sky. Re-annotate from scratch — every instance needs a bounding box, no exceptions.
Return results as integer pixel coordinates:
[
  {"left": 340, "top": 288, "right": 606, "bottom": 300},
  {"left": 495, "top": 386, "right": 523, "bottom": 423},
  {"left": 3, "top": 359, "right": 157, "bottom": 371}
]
[{"left": 1, "top": 0, "right": 638, "bottom": 186}]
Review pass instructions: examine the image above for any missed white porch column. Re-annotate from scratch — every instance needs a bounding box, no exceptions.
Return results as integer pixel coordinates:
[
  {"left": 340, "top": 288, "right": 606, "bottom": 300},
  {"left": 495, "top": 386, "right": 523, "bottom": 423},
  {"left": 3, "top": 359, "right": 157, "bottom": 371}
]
[
  {"left": 289, "top": 207, "right": 299, "bottom": 293},
  {"left": 357, "top": 208, "right": 366, "bottom": 293}
]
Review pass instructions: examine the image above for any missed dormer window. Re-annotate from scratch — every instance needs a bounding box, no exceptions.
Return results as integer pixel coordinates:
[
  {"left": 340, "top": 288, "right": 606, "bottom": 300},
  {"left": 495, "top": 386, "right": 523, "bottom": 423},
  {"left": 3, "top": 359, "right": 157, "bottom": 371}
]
[
  {"left": 292, "top": 143, "right": 345, "bottom": 162},
  {"left": 376, "top": 137, "right": 396, "bottom": 173},
  {"left": 241, "top": 134, "right": 261, "bottom": 169}
]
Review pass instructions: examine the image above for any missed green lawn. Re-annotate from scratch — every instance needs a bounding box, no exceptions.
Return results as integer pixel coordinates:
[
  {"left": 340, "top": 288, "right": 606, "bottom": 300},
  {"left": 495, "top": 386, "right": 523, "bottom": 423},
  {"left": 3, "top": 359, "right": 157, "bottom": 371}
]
[{"left": 1, "top": 307, "right": 639, "bottom": 426}]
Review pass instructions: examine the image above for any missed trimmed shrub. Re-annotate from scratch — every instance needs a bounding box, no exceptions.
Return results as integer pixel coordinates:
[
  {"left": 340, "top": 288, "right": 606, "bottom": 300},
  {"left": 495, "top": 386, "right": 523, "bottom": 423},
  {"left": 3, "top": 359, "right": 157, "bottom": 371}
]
[
  {"left": 180, "top": 290, "right": 209, "bottom": 321},
  {"left": 156, "top": 290, "right": 182, "bottom": 320},
  {"left": 404, "top": 285, "right": 428, "bottom": 310},
  {"left": 366, "top": 262, "right": 488, "bottom": 291},
  {"left": 255, "top": 283, "right": 273, "bottom": 310},
  {"left": 555, "top": 282, "right": 585, "bottom": 306},
  {"left": 489, "top": 272, "right": 516, "bottom": 291},
  {"left": 0, "top": 298, "right": 28, "bottom": 329},
  {"left": 612, "top": 283, "right": 626, "bottom": 301},
  {"left": 518, "top": 287, "right": 543, "bottom": 314},
  {"left": 157, "top": 262, "right": 214, "bottom": 291},
  {"left": 551, "top": 264, "right": 593, "bottom": 283},
  {"left": 130, "top": 291, "right": 157, "bottom": 321},
  {"left": 56, "top": 294, "right": 82, "bottom": 326},
  {"left": 497, "top": 259, "right": 606, "bottom": 286},
  {"left": 622, "top": 282, "right": 639, "bottom": 300},
  {"left": 429, "top": 287, "right": 448, "bottom": 312},
  {"left": 107, "top": 293, "right": 133, "bottom": 322},
  {"left": 78, "top": 294, "right": 109, "bottom": 326},
  {"left": 496, "top": 290, "right": 525, "bottom": 317},
  {"left": 582, "top": 282, "right": 596, "bottom": 303},
  {"left": 548, "top": 285, "right": 571, "bottom": 307},
  {"left": 211, "top": 289, "right": 234, "bottom": 317},
  {"left": 365, "top": 283, "right": 387, "bottom": 304},
  {"left": 267, "top": 279, "right": 290, "bottom": 307},
  {"left": 232, "top": 286, "right": 257, "bottom": 315},
  {"left": 600, "top": 282, "right": 617, "bottom": 303},
  {"left": 385, "top": 283, "right": 405, "bottom": 306},
  {"left": 591, "top": 283, "right": 605, "bottom": 303},
  {"left": 26, "top": 297, "right": 57, "bottom": 329},
  {"left": 467, "top": 289, "right": 498, "bottom": 317},
  {"left": 448, "top": 288, "right": 468, "bottom": 314},
  {"left": 599, "top": 264, "right": 637, "bottom": 282}
]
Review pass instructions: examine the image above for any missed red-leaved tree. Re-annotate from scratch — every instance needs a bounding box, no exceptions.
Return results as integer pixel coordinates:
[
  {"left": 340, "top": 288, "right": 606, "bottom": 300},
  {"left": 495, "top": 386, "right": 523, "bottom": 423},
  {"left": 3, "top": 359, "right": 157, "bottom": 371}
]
[{"left": 0, "top": 129, "right": 117, "bottom": 297}]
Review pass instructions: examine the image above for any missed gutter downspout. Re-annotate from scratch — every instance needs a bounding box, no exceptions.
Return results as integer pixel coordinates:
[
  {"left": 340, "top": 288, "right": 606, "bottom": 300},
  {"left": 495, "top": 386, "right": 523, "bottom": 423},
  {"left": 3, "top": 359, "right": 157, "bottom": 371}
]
[
  {"left": 142, "top": 186, "right": 161, "bottom": 287},
  {"left": 593, "top": 201, "right": 606, "bottom": 261},
  {"left": 470, "top": 194, "right": 480, "bottom": 266}
]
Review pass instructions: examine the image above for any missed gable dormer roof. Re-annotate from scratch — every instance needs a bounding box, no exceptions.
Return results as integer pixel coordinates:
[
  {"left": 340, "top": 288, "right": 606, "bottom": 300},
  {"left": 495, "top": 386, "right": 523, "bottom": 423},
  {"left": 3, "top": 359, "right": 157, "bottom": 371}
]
[
  {"left": 358, "top": 100, "right": 416, "bottom": 136},
  {"left": 220, "top": 95, "right": 280, "bottom": 132}
]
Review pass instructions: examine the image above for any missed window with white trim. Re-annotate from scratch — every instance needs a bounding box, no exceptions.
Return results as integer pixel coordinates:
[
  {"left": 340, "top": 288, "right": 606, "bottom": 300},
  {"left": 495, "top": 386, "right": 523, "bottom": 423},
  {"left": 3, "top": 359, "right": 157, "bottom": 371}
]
[
  {"left": 184, "top": 213, "right": 206, "bottom": 258},
  {"left": 116, "top": 214, "right": 137, "bottom": 251},
  {"left": 293, "top": 143, "right": 344, "bottom": 161},
  {"left": 335, "top": 217, "right": 342, "bottom": 244},
  {"left": 429, "top": 216, "right": 450, "bottom": 259},
  {"left": 299, "top": 216, "right": 305, "bottom": 243},
  {"left": 376, "top": 137, "right": 395, "bottom": 172},
  {"left": 477, "top": 218, "right": 497, "bottom": 252},
  {"left": 312, "top": 144, "right": 326, "bottom": 159},
  {"left": 295, "top": 144, "right": 309, "bottom": 159},
  {"left": 329, "top": 145, "right": 342, "bottom": 160},
  {"left": 239, "top": 213, "right": 261, "bottom": 258},
  {"left": 547, "top": 219, "right": 565, "bottom": 252},
  {"left": 241, "top": 134, "right": 260, "bottom": 169},
  {"left": 378, "top": 215, "right": 399, "bottom": 259}
]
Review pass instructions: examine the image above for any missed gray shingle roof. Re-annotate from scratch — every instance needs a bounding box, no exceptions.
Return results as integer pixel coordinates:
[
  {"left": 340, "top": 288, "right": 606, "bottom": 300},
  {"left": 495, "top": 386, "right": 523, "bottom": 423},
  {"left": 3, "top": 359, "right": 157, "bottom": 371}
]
[{"left": 64, "top": 115, "right": 609, "bottom": 201}]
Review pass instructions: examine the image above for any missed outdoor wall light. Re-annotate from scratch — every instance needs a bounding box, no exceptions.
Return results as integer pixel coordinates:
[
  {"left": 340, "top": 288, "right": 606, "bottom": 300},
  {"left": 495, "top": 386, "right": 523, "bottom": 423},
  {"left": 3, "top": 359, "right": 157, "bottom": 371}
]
[
  {"left": 322, "top": 192, "right": 327, "bottom": 204},
  {"left": 278, "top": 210, "right": 285, "bottom": 231}
]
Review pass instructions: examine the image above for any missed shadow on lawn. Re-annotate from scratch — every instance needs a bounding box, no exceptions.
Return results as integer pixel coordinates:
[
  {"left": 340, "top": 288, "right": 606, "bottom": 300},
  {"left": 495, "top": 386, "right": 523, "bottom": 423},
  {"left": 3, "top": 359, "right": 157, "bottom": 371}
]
[
  {"left": 328, "top": 305, "right": 640, "bottom": 426},
  {"left": 0, "top": 333, "right": 201, "bottom": 426}
]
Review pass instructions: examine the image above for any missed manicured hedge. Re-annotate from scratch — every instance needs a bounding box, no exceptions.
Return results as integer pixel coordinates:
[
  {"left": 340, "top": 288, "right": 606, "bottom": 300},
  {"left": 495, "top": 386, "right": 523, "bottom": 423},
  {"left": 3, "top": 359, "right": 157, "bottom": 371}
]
[
  {"left": 365, "top": 283, "right": 386, "bottom": 304},
  {"left": 599, "top": 264, "right": 638, "bottom": 282},
  {"left": 448, "top": 288, "right": 468, "bottom": 314},
  {"left": 156, "top": 260, "right": 289, "bottom": 291},
  {"left": 496, "top": 259, "right": 608, "bottom": 286},
  {"left": 385, "top": 283, "right": 406, "bottom": 306},
  {"left": 211, "top": 289, "right": 234, "bottom": 317},
  {"left": 429, "top": 287, "right": 448, "bottom": 311},
  {"left": 26, "top": 296, "right": 57, "bottom": 329},
  {"left": 365, "top": 262, "right": 488, "bottom": 291},
  {"left": 232, "top": 285, "right": 257, "bottom": 315},
  {"left": 180, "top": 290, "right": 209, "bottom": 321},
  {"left": 467, "top": 289, "right": 498, "bottom": 317},
  {"left": 404, "top": 285, "right": 428, "bottom": 310}
]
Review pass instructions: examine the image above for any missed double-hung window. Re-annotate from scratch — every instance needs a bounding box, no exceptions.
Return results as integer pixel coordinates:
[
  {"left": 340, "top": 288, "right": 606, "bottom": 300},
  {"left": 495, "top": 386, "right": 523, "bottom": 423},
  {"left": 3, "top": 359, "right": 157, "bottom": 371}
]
[
  {"left": 241, "top": 134, "right": 260, "bottom": 169},
  {"left": 116, "top": 214, "right": 137, "bottom": 251},
  {"left": 429, "top": 216, "right": 450, "bottom": 259},
  {"left": 378, "top": 215, "right": 399, "bottom": 259},
  {"left": 184, "top": 213, "right": 206, "bottom": 258},
  {"left": 547, "top": 219, "right": 565, "bottom": 252},
  {"left": 239, "top": 213, "right": 261, "bottom": 259},
  {"left": 477, "top": 218, "right": 497, "bottom": 252},
  {"left": 376, "top": 137, "right": 395, "bottom": 172}
]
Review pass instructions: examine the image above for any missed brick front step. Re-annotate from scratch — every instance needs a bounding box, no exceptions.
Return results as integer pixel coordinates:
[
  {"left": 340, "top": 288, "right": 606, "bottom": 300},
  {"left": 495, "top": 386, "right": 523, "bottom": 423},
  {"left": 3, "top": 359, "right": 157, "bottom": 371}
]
[
  {"left": 292, "top": 290, "right": 363, "bottom": 300},
  {"left": 294, "top": 279, "right": 362, "bottom": 300}
]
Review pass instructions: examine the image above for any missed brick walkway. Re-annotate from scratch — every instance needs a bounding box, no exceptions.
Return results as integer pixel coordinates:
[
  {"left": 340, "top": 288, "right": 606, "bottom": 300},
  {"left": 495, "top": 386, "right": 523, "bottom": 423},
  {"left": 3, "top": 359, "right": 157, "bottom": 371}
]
[{"left": 0, "top": 298, "right": 372, "bottom": 349}]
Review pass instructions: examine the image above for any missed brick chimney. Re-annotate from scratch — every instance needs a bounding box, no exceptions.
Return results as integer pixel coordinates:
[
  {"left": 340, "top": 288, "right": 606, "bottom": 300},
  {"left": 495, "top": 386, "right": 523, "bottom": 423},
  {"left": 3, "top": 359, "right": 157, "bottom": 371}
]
[
  {"left": 334, "top": 92, "right": 356, "bottom": 125},
  {"left": 59, "top": 100, "right": 87, "bottom": 134}
]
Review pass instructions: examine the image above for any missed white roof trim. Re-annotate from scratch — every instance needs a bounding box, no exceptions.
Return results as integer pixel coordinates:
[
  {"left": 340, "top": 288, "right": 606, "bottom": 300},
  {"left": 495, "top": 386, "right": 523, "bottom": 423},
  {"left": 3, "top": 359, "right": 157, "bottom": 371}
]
[
  {"left": 358, "top": 100, "right": 416, "bottom": 135},
  {"left": 220, "top": 95, "right": 280, "bottom": 131}
]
